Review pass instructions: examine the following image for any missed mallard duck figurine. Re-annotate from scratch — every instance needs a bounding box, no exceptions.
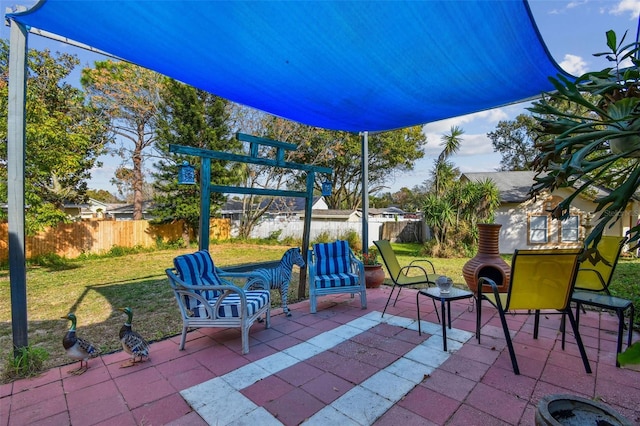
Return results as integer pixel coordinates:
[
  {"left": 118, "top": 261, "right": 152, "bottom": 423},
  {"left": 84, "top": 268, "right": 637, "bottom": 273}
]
[
  {"left": 118, "top": 307, "right": 150, "bottom": 367},
  {"left": 61, "top": 312, "right": 99, "bottom": 375}
]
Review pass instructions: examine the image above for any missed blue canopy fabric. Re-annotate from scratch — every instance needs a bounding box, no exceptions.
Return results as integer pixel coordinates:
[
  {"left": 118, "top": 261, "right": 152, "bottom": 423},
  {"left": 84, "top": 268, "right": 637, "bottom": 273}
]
[{"left": 6, "top": 0, "right": 569, "bottom": 132}]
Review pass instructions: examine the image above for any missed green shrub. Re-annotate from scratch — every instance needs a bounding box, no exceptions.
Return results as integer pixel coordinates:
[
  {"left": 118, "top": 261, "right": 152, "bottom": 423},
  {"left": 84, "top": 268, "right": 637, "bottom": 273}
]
[
  {"left": 340, "top": 230, "right": 362, "bottom": 252},
  {"left": 2, "top": 345, "right": 49, "bottom": 383},
  {"left": 311, "top": 232, "right": 331, "bottom": 245},
  {"left": 28, "top": 253, "right": 71, "bottom": 270}
]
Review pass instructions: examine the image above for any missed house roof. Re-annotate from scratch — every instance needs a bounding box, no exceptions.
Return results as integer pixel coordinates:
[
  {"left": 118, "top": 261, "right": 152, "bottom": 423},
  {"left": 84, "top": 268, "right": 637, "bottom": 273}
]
[
  {"left": 221, "top": 196, "right": 323, "bottom": 214},
  {"left": 462, "top": 171, "right": 640, "bottom": 204},
  {"left": 6, "top": 1, "right": 568, "bottom": 132},
  {"left": 462, "top": 171, "right": 538, "bottom": 203},
  {"left": 304, "top": 210, "right": 356, "bottom": 220}
]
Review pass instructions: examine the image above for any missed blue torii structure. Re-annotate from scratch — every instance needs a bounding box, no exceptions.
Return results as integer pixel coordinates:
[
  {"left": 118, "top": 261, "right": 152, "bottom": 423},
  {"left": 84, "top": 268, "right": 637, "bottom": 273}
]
[{"left": 169, "top": 132, "right": 333, "bottom": 297}]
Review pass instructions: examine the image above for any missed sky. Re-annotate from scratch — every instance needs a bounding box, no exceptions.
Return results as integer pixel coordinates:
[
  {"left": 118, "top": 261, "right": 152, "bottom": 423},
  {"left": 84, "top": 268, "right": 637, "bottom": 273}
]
[{"left": 3, "top": 0, "right": 640, "bottom": 197}]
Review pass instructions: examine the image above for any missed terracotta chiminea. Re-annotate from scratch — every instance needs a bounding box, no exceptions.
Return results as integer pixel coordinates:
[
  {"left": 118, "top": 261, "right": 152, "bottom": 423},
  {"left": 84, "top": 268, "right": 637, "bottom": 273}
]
[{"left": 462, "top": 223, "right": 511, "bottom": 294}]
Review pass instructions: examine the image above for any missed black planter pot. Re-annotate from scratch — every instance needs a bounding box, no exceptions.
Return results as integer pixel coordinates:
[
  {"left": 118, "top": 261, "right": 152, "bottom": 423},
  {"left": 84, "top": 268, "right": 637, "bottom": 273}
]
[{"left": 535, "top": 394, "right": 632, "bottom": 426}]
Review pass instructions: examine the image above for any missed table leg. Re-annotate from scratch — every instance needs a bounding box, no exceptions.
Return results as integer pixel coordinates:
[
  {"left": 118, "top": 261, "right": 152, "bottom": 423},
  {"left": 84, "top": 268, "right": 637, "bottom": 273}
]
[
  {"left": 441, "top": 299, "right": 447, "bottom": 352},
  {"left": 447, "top": 301, "right": 452, "bottom": 329}
]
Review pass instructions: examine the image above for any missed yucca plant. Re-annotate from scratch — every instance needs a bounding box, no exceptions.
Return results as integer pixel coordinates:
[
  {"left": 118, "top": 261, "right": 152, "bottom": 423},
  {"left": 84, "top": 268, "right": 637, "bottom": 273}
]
[{"left": 528, "top": 30, "right": 640, "bottom": 252}]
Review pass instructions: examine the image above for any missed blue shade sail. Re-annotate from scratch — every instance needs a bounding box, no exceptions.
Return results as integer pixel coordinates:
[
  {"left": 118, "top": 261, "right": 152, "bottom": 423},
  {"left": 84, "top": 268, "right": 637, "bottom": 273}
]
[{"left": 6, "top": 0, "right": 568, "bottom": 132}]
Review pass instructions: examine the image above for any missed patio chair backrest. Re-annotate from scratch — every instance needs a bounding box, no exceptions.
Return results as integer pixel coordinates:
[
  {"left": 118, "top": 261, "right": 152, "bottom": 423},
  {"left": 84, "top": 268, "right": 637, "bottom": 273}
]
[
  {"left": 506, "top": 248, "right": 582, "bottom": 311},
  {"left": 313, "top": 240, "right": 351, "bottom": 275},
  {"left": 173, "top": 250, "right": 223, "bottom": 299},
  {"left": 575, "top": 235, "right": 625, "bottom": 292},
  {"left": 374, "top": 240, "right": 402, "bottom": 279}
]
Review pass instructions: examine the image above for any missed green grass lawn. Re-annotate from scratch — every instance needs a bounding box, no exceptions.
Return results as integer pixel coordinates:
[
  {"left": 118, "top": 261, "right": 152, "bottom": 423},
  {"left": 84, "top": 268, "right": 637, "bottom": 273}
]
[{"left": 1, "top": 241, "right": 638, "bottom": 381}]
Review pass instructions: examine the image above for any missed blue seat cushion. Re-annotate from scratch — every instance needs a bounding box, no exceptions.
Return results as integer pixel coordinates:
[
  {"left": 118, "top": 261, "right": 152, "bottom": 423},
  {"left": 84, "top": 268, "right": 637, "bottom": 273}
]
[
  {"left": 314, "top": 240, "right": 351, "bottom": 275},
  {"left": 194, "top": 290, "right": 270, "bottom": 318},
  {"left": 314, "top": 272, "right": 360, "bottom": 289}
]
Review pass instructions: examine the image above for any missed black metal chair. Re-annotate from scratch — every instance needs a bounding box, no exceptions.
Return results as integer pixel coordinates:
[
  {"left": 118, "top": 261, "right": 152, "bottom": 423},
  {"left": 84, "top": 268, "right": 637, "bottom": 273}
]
[
  {"left": 374, "top": 240, "right": 439, "bottom": 319},
  {"left": 477, "top": 248, "right": 591, "bottom": 375}
]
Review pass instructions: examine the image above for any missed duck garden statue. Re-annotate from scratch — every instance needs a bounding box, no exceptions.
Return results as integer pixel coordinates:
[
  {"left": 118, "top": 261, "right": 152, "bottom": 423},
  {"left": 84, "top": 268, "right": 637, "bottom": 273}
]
[
  {"left": 118, "top": 307, "right": 150, "bottom": 367},
  {"left": 61, "top": 312, "right": 99, "bottom": 375}
]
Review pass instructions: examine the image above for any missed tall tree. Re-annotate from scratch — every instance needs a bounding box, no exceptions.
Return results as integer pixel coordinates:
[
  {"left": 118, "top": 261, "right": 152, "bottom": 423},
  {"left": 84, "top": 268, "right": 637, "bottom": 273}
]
[
  {"left": 487, "top": 114, "right": 541, "bottom": 171},
  {"left": 150, "top": 78, "right": 242, "bottom": 243},
  {"left": 284, "top": 121, "right": 427, "bottom": 210},
  {"left": 81, "top": 60, "right": 163, "bottom": 219},
  {"left": 420, "top": 127, "right": 499, "bottom": 256},
  {"left": 0, "top": 41, "right": 110, "bottom": 233}
]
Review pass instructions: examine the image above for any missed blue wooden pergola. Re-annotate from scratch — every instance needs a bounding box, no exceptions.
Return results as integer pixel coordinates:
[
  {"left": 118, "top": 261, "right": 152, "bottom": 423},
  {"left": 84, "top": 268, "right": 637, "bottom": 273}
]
[{"left": 169, "top": 132, "right": 333, "bottom": 297}]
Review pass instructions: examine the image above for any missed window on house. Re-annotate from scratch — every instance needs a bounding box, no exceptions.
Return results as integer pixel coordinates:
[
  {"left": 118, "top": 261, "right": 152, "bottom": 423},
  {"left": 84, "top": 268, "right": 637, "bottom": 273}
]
[
  {"left": 529, "top": 215, "right": 548, "bottom": 243},
  {"left": 561, "top": 215, "right": 579, "bottom": 242}
]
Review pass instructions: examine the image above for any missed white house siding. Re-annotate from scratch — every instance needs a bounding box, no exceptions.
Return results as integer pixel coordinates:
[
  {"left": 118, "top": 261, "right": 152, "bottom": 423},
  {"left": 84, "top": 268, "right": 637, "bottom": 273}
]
[{"left": 493, "top": 187, "right": 639, "bottom": 254}]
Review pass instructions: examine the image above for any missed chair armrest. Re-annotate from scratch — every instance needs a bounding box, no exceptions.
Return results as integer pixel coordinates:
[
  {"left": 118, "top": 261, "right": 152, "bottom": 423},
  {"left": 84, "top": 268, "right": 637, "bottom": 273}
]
[
  {"left": 478, "top": 276, "right": 504, "bottom": 309},
  {"left": 397, "top": 264, "right": 430, "bottom": 281},
  {"left": 243, "top": 275, "right": 269, "bottom": 291},
  {"left": 409, "top": 259, "right": 436, "bottom": 274},
  {"left": 348, "top": 251, "right": 364, "bottom": 274}
]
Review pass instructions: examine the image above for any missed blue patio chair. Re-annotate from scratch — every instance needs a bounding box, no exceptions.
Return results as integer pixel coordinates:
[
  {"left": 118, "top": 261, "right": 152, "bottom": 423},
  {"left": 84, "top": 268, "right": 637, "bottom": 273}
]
[
  {"left": 165, "top": 250, "right": 270, "bottom": 354},
  {"left": 308, "top": 240, "right": 367, "bottom": 313}
]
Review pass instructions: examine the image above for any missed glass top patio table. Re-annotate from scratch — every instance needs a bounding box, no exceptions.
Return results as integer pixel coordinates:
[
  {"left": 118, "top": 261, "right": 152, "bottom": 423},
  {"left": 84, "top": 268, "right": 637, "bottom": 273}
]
[{"left": 417, "top": 286, "right": 474, "bottom": 351}]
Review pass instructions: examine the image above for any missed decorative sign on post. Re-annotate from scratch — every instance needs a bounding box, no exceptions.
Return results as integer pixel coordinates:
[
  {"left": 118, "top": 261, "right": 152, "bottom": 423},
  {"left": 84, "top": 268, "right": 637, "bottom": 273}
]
[
  {"left": 178, "top": 161, "right": 196, "bottom": 185},
  {"left": 322, "top": 179, "right": 332, "bottom": 196}
]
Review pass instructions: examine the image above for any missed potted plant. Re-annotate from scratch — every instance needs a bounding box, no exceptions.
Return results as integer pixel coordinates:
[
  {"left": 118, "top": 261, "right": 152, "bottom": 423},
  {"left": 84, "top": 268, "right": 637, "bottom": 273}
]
[
  {"left": 360, "top": 249, "right": 385, "bottom": 289},
  {"left": 528, "top": 29, "right": 640, "bottom": 252},
  {"left": 530, "top": 29, "right": 640, "bottom": 379}
]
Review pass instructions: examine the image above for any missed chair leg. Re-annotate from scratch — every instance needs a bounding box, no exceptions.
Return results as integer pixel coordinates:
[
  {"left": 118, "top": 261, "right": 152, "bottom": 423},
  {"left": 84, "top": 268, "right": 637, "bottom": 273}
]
[
  {"left": 264, "top": 308, "right": 271, "bottom": 329},
  {"left": 241, "top": 325, "right": 249, "bottom": 355},
  {"left": 393, "top": 286, "right": 403, "bottom": 307},
  {"left": 560, "top": 312, "right": 566, "bottom": 350},
  {"left": 381, "top": 284, "right": 398, "bottom": 317},
  {"left": 496, "top": 307, "right": 520, "bottom": 375},
  {"left": 416, "top": 291, "right": 422, "bottom": 335},
  {"left": 476, "top": 296, "right": 482, "bottom": 343},
  {"left": 179, "top": 326, "right": 188, "bottom": 350},
  {"left": 565, "top": 308, "right": 592, "bottom": 374},
  {"left": 310, "top": 293, "right": 317, "bottom": 314},
  {"left": 533, "top": 310, "right": 540, "bottom": 339},
  {"left": 360, "top": 289, "right": 367, "bottom": 309},
  {"left": 628, "top": 304, "right": 635, "bottom": 349}
]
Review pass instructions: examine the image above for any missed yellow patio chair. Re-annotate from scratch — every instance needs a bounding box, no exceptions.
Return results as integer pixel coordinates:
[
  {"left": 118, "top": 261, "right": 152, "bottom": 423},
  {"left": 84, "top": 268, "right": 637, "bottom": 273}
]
[
  {"left": 374, "top": 240, "right": 439, "bottom": 319},
  {"left": 476, "top": 248, "right": 591, "bottom": 375},
  {"left": 563, "top": 235, "right": 634, "bottom": 366}
]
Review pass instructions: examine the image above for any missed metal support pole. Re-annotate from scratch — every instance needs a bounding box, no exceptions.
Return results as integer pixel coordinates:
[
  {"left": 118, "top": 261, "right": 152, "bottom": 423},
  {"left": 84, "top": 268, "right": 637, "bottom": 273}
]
[
  {"left": 361, "top": 131, "right": 369, "bottom": 253},
  {"left": 8, "top": 20, "right": 29, "bottom": 351},
  {"left": 299, "top": 172, "right": 314, "bottom": 298},
  {"left": 199, "top": 158, "right": 211, "bottom": 250}
]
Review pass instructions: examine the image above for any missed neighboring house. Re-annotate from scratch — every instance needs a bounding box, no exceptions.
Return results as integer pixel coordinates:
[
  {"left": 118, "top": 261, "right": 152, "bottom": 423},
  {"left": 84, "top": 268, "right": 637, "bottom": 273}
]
[
  {"left": 79, "top": 198, "right": 113, "bottom": 220},
  {"left": 106, "top": 200, "right": 155, "bottom": 221},
  {"left": 366, "top": 206, "right": 419, "bottom": 222},
  {"left": 301, "top": 209, "right": 360, "bottom": 222},
  {"left": 62, "top": 201, "right": 90, "bottom": 220},
  {"left": 462, "top": 171, "right": 640, "bottom": 254},
  {"left": 221, "top": 196, "right": 327, "bottom": 222}
]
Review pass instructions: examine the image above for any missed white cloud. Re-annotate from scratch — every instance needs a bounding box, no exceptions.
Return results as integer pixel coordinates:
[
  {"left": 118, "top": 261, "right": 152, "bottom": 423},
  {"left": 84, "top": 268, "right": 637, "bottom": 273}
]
[
  {"left": 423, "top": 108, "right": 509, "bottom": 135},
  {"left": 567, "top": 1, "right": 588, "bottom": 10},
  {"left": 560, "top": 54, "right": 588, "bottom": 75},
  {"left": 610, "top": 0, "right": 640, "bottom": 18},
  {"left": 422, "top": 132, "right": 495, "bottom": 157}
]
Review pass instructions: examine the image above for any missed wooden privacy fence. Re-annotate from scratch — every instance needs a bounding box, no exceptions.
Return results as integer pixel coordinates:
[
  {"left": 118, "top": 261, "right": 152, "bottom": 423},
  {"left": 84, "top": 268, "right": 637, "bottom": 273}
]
[{"left": 0, "top": 218, "right": 230, "bottom": 262}]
